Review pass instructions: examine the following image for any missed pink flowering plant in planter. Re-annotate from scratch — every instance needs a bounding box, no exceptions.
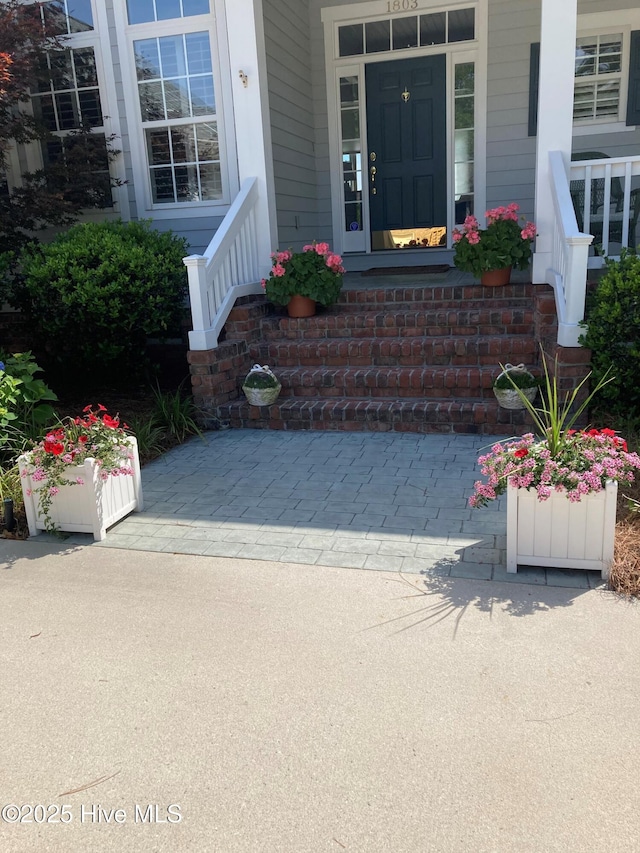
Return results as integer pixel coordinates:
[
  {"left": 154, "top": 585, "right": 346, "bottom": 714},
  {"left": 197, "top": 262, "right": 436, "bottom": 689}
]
[
  {"left": 469, "top": 429, "right": 640, "bottom": 508},
  {"left": 261, "top": 242, "right": 345, "bottom": 307},
  {"left": 469, "top": 353, "right": 640, "bottom": 509},
  {"left": 21, "top": 405, "right": 135, "bottom": 533},
  {"left": 453, "top": 203, "right": 537, "bottom": 277}
]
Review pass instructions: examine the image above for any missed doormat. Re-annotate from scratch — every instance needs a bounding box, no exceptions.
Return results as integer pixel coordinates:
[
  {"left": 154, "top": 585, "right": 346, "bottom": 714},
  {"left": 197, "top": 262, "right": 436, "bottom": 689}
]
[{"left": 361, "top": 265, "right": 450, "bottom": 276}]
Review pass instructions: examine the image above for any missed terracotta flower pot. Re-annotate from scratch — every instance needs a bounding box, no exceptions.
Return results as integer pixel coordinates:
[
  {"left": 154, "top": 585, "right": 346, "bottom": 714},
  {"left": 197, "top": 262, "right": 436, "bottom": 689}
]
[
  {"left": 480, "top": 266, "right": 512, "bottom": 286},
  {"left": 287, "top": 295, "right": 316, "bottom": 318}
]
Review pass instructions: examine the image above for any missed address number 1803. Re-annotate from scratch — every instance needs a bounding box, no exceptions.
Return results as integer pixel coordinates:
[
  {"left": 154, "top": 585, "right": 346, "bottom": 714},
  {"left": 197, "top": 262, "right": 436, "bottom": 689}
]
[{"left": 387, "top": 0, "right": 419, "bottom": 12}]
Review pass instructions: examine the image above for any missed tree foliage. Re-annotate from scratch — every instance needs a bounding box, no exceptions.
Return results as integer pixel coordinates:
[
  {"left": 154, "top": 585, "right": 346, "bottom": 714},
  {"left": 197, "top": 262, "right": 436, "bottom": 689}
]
[{"left": 0, "top": 0, "right": 121, "bottom": 254}]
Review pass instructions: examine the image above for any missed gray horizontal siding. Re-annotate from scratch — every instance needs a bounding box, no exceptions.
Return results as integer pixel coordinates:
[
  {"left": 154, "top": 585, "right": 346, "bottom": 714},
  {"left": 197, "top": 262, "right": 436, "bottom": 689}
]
[
  {"left": 151, "top": 216, "right": 225, "bottom": 255},
  {"left": 263, "top": 0, "right": 317, "bottom": 250},
  {"left": 485, "top": 0, "right": 539, "bottom": 219}
]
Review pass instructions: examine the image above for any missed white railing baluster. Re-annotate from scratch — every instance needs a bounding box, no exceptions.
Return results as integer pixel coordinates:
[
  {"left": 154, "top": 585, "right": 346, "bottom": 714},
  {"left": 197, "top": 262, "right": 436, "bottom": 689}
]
[{"left": 621, "top": 160, "right": 632, "bottom": 248}]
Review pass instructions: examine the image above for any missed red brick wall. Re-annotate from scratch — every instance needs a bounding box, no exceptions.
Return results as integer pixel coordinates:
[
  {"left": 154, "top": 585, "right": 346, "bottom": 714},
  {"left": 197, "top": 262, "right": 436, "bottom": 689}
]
[{"left": 187, "top": 296, "right": 272, "bottom": 423}]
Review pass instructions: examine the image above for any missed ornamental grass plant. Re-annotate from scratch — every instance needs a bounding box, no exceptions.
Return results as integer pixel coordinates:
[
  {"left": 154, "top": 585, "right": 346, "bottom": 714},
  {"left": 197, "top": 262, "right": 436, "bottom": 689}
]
[
  {"left": 453, "top": 203, "right": 536, "bottom": 277},
  {"left": 261, "top": 242, "right": 345, "bottom": 307}
]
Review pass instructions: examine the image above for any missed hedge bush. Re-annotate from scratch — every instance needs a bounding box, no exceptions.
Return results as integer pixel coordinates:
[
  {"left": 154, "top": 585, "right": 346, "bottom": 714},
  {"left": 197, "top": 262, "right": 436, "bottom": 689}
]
[
  {"left": 15, "top": 220, "right": 188, "bottom": 384},
  {"left": 579, "top": 250, "right": 640, "bottom": 417}
]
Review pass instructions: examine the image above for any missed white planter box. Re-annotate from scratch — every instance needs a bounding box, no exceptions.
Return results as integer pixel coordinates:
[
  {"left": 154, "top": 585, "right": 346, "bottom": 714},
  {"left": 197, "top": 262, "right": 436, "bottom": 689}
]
[
  {"left": 506, "top": 482, "right": 617, "bottom": 579},
  {"left": 18, "top": 438, "right": 143, "bottom": 541}
]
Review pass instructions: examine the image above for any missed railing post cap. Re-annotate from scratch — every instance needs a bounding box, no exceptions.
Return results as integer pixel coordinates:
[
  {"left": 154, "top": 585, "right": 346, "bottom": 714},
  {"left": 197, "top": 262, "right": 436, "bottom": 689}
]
[
  {"left": 183, "top": 254, "right": 206, "bottom": 265},
  {"left": 566, "top": 234, "right": 594, "bottom": 246}
]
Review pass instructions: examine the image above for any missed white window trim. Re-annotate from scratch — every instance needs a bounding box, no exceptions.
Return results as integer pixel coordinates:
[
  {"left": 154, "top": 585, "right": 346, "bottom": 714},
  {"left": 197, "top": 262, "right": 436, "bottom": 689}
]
[
  {"left": 112, "top": 0, "right": 237, "bottom": 220},
  {"left": 322, "top": 0, "right": 487, "bottom": 256},
  {"left": 574, "top": 10, "right": 640, "bottom": 135}
]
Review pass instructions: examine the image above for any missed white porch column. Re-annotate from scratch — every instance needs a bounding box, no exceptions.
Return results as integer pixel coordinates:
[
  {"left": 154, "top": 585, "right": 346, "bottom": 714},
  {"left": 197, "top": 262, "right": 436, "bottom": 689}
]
[
  {"left": 532, "top": 0, "right": 578, "bottom": 283},
  {"left": 223, "top": 0, "right": 277, "bottom": 273}
]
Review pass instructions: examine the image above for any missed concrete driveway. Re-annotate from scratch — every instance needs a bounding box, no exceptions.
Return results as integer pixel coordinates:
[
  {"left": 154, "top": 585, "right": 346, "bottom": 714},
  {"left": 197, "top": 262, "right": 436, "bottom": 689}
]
[{"left": 1, "top": 540, "right": 639, "bottom": 852}]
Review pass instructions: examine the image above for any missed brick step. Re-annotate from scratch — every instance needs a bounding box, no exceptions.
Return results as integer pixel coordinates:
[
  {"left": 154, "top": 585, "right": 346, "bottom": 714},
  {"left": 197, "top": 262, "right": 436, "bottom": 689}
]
[
  {"left": 260, "top": 307, "right": 534, "bottom": 341},
  {"left": 251, "top": 335, "right": 537, "bottom": 368},
  {"left": 271, "top": 365, "right": 511, "bottom": 399},
  {"left": 217, "top": 396, "right": 535, "bottom": 436},
  {"left": 336, "top": 283, "right": 534, "bottom": 308}
]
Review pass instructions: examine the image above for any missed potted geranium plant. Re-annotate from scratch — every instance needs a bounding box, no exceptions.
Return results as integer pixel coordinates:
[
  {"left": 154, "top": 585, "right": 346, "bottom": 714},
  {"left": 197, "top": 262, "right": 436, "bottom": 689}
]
[
  {"left": 469, "top": 354, "right": 640, "bottom": 578},
  {"left": 453, "top": 203, "right": 536, "bottom": 285},
  {"left": 261, "top": 242, "right": 345, "bottom": 317},
  {"left": 18, "top": 405, "right": 143, "bottom": 540}
]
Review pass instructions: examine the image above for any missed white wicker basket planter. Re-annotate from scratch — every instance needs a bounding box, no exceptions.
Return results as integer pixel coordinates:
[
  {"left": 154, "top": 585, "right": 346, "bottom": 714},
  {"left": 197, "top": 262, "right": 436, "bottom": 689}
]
[
  {"left": 506, "top": 481, "right": 617, "bottom": 579},
  {"left": 18, "top": 438, "right": 143, "bottom": 541}
]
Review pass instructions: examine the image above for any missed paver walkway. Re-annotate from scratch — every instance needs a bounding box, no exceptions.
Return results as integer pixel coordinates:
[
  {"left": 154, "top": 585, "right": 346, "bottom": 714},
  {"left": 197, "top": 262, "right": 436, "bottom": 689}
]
[{"left": 82, "top": 430, "right": 602, "bottom": 590}]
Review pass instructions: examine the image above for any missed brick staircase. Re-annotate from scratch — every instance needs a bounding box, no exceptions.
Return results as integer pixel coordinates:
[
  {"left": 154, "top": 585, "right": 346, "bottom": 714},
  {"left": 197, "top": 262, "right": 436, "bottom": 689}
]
[{"left": 195, "top": 282, "right": 548, "bottom": 435}]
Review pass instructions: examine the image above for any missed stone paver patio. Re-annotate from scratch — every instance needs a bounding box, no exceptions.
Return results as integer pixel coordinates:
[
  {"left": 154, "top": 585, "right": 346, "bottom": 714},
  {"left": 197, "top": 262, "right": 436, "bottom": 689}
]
[{"left": 64, "top": 430, "right": 603, "bottom": 590}]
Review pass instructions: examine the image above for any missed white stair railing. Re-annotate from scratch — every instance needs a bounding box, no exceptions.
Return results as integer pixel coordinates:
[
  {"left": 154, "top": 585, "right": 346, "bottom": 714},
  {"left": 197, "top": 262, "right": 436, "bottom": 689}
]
[
  {"left": 569, "top": 154, "right": 640, "bottom": 264},
  {"left": 547, "top": 150, "right": 593, "bottom": 347},
  {"left": 184, "top": 177, "right": 264, "bottom": 350}
]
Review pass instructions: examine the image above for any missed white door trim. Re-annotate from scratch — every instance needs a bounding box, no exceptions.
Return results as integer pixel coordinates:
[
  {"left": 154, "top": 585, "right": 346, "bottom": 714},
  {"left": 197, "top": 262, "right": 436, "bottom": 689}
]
[{"left": 322, "top": 0, "right": 487, "bottom": 256}]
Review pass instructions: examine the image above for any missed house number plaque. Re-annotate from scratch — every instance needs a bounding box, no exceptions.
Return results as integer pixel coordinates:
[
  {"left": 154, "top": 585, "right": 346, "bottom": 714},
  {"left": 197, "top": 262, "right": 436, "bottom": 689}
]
[{"left": 387, "top": 0, "right": 419, "bottom": 11}]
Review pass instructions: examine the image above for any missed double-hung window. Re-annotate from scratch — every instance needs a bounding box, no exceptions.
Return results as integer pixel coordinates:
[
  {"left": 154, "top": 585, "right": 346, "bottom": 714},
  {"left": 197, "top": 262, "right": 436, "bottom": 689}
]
[
  {"left": 126, "top": 0, "right": 222, "bottom": 206},
  {"left": 574, "top": 33, "right": 623, "bottom": 122},
  {"left": 28, "top": 0, "right": 113, "bottom": 206}
]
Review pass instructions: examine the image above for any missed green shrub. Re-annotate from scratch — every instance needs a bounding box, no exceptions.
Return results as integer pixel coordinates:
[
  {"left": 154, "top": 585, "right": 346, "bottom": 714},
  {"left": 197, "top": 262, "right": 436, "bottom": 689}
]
[
  {"left": 14, "top": 220, "right": 188, "bottom": 385},
  {"left": 0, "top": 352, "right": 58, "bottom": 463},
  {"left": 580, "top": 251, "right": 640, "bottom": 417}
]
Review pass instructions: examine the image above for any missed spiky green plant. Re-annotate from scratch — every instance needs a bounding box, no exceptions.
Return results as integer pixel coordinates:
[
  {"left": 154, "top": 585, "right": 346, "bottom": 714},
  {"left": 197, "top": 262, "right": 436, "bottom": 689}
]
[
  {"left": 151, "top": 384, "right": 203, "bottom": 444},
  {"left": 501, "top": 347, "right": 614, "bottom": 456}
]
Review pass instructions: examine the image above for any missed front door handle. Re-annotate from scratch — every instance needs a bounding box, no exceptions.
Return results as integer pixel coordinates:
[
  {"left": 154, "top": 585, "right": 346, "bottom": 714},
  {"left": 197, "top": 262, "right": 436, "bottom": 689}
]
[{"left": 370, "top": 166, "right": 377, "bottom": 183}]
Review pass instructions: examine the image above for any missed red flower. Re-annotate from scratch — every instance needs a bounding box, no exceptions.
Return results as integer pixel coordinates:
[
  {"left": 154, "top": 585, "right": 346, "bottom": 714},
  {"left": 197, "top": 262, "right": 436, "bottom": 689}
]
[
  {"left": 514, "top": 448, "right": 529, "bottom": 458},
  {"left": 97, "top": 404, "right": 107, "bottom": 412},
  {"left": 45, "top": 441, "right": 65, "bottom": 455},
  {"left": 83, "top": 404, "right": 92, "bottom": 413},
  {"left": 102, "top": 414, "right": 119, "bottom": 428},
  {"left": 600, "top": 428, "right": 617, "bottom": 438},
  {"left": 78, "top": 435, "right": 88, "bottom": 444}
]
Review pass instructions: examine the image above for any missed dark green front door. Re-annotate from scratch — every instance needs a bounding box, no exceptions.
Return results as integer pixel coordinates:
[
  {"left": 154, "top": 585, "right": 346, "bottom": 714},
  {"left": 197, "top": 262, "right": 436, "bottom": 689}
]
[{"left": 366, "top": 55, "right": 447, "bottom": 250}]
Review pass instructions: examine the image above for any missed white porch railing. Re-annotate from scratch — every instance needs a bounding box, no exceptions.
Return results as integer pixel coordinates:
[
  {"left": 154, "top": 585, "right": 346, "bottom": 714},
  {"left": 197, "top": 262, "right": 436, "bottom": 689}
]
[
  {"left": 569, "top": 154, "right": 640, "bottom": 266},
  {"left": 547, "top": 150, "right": 593, "bottom": 347},
  {"left": 184, "top": 177, "right": 264, "bottom": 350}
]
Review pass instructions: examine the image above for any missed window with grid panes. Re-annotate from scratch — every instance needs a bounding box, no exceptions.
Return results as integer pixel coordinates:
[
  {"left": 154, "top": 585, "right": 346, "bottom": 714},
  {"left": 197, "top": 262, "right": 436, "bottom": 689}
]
[
  {"left": 29, "top": 41, "right": 113, "bottom": 207},
  {"left": 574, "top": 34, "right": 623, "bottom": 121},
  {"left": 134, "top": 30, "right": 221, "bottom": 203}
]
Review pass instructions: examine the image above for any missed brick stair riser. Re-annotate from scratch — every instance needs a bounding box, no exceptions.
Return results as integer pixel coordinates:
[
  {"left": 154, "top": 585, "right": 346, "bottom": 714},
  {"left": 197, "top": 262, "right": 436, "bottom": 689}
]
[
  {"left": 271, "top": 367, "right": 503, "bottom": 400},
  {"left": 218, "top": 398, "right": 535, "bottom": 436},
  {"left": 335, "top": 284, "right": 533, "bottom": 307},
  {"left": 251, "top": 337, "right": 537, "bottom": 368},
  {"left": 260, "top": 310, "right": 534, "bottom": 341}
]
